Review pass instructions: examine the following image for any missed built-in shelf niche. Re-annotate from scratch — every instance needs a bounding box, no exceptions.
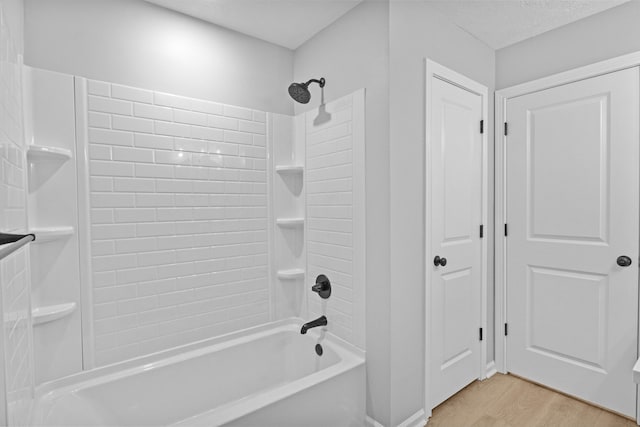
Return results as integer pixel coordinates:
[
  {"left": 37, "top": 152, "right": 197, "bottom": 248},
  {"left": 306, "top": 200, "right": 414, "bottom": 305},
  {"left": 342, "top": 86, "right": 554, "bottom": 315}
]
[
  {"left": 29, "top": 226, "right": 74, "bottom": 243},
  {"left": 27, "top": 145, "right": 72, "bottom": 162},
  {"left": 277, "top": 268, "right": 305, "bottom": 280},
  {"left": 32, "top": 302, "right": 77, "bottom": 326},
  {"left": 276, "top": 165, "right": 304, "bottom": 175},
  {"left": 276, "top": 217, "right": 304, "bottom": 227}
]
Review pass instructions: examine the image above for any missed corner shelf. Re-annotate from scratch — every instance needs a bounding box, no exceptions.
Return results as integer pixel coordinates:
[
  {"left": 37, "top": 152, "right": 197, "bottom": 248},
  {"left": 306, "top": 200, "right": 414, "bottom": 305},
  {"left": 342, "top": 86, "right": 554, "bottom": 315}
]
[
  {"left": 276, "top": 165, "right": 304, "bottom": 175},
  {"left": 29, "top": 226, "right": 74, "bottom": 243},
  {"left": 32, "top": 302, "right": 77, "bottom": 326},
  {"left": 27, "top": 145, "right": 73, "bottom": 162},
  {"left": 277, "top": 268, "right": 305, "bottom": 280},
  {"left": 276, "top": 217, "right": 304, "bottom": 227}
]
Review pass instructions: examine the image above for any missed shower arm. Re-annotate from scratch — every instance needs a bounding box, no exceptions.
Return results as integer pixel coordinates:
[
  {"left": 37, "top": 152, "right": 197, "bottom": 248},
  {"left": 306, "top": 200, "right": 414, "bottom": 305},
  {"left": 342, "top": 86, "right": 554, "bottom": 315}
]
[{"left": 305, "top": 78, "right": 326, "bottom": 88}]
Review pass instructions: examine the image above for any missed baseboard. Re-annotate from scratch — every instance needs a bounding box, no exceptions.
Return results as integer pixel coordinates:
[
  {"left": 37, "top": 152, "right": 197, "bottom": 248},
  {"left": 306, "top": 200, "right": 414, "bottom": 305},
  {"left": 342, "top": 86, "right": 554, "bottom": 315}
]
[
  {"left": 485, "top": 361, "right": 497, "bottom": 379},
  {"left": 398, "top": 409, "right": 427, "bottom": 427},
  {"left": 365, "top": 415, "right": 384, "bottom": 427}
]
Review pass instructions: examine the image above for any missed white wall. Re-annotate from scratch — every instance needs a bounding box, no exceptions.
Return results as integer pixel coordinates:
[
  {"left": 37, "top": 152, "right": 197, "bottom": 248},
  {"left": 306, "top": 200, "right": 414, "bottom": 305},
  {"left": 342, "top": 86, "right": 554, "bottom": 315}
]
[
  {"left": 496, "top": 1, "right": 640, "bottom": 89},
  {"left": 293, "top": 1, "right": 391, "bottom": 423},
  {"left": 0, "top": 0, "right": 34, "bottom": 424},
  {"left": 389, "top": 2, "right": 495, "bottom": 424},
  {"left": 24, "top": 0, "right": 294, "bottom": 115}
]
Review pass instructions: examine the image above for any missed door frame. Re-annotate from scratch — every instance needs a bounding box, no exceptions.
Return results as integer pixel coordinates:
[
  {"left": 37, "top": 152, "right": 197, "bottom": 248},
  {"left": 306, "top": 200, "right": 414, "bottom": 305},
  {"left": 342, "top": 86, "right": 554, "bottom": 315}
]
[
  {"left": 495, "top": 51, "right": 640, "bottom": 421},
  {"left": 424, "top": 59, "right": 489, "bottom": 415}
]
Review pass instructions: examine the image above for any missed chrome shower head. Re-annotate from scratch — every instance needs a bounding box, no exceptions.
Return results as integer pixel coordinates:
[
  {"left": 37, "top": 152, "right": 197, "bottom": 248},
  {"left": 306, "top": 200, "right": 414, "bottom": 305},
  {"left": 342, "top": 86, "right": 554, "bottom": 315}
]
[{"left": 288, "top": 77, "right": 325, "bottom": 104}]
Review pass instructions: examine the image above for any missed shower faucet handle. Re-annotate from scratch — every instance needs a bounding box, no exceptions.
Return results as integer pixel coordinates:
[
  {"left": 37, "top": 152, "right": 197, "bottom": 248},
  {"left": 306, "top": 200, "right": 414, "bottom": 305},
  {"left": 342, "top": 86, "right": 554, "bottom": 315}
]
[{"left": 312, "top": 274, "right": 331, "bottom": 299}]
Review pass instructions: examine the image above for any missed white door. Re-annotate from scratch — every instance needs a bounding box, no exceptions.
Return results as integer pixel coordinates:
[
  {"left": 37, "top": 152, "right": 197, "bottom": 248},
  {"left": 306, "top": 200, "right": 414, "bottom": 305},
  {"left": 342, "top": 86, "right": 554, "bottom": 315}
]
[
  {"left": 506, "top": 67, "right": 639, "bottom": 417},
  {"left": 429, "top": 77, "right": 483, "bottom": 408}
]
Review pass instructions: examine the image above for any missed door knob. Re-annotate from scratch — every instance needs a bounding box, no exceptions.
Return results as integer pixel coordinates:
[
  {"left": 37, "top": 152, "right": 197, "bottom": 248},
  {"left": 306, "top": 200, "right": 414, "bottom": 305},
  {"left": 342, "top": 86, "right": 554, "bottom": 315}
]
[
  {"left": 433, "top": 256, "right": 447, "bottom": 267},
  {"left": 617, "top": 255, "right": 632, "bottom": 267}
]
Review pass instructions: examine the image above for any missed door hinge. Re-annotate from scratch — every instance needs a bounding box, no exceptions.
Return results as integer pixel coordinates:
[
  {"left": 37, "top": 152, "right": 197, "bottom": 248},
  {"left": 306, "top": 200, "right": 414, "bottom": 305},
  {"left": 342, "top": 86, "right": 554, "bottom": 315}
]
[
  {"left": 479, "top": 327, "right": 483, "bottom": 341},
  {"left": 480, "top": 120, "right": 484, "bottom": 134},
  {"left": 504, "top": 122, "right": 508, "bottom": 136},
  {"left": 504, "top": 223, "right": 508, "bottom": 237},
  {"left": 504, "top": 323, "right": 508, "bottom": 336},
  {"left": 480, "top": 224, "right": 484, "bottom": 238}
]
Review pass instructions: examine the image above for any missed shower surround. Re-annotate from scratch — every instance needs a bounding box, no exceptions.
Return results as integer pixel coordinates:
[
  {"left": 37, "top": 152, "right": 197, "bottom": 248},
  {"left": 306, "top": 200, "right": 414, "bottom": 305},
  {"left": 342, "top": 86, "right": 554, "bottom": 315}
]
[{"left": 14, "top": 68, "right": 367, "bottom": 425}]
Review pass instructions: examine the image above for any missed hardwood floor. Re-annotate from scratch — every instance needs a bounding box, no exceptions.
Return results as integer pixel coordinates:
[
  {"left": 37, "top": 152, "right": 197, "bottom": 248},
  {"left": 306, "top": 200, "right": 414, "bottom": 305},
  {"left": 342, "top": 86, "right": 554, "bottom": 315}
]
[{"left": 427, "top": 373, "right": 637, "bottom": 427}]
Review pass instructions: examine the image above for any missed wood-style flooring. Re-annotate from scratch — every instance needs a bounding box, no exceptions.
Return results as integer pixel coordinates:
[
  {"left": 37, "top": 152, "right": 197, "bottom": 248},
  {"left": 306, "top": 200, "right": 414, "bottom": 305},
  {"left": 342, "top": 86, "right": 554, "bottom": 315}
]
[{"left": 427, "top": 373, "right": 636, "bottom": 427}]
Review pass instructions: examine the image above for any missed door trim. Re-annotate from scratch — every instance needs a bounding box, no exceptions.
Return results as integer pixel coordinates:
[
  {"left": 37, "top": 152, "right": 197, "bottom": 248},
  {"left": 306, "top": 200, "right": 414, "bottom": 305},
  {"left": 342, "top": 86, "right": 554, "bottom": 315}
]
[
  {"left": 424, "top": 59, "right": 489, "bottom": 417},
  {"left": 495, "top": 51, "right": 640, "bottom": 421}
]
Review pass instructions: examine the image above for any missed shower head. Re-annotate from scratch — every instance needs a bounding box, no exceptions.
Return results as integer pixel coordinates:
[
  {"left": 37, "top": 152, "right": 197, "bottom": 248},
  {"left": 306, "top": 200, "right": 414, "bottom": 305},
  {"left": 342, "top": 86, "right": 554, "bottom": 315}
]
[{"left": 288, "top": 77, "right": 325, "bottom": 104}]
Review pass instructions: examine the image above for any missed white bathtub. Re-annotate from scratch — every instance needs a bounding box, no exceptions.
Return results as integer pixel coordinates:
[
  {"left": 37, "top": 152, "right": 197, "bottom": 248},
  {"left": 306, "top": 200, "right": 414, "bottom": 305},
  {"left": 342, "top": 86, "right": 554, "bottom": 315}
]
[{"left": 30, "top": 319, "right": 365, "bottom": 427}]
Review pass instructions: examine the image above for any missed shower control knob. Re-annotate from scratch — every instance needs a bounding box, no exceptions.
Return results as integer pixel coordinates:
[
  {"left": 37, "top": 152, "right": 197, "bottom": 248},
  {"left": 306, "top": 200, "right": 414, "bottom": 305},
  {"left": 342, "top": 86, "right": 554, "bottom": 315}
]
[
  {"left": 617, "top": 255, "right": 632, "bottom": 267},
  {"left": 433, "top": 256, "right": 447, "bottom": 267},
  {"left": 312, "top": 274, "right": 332, "bottom": 299}
]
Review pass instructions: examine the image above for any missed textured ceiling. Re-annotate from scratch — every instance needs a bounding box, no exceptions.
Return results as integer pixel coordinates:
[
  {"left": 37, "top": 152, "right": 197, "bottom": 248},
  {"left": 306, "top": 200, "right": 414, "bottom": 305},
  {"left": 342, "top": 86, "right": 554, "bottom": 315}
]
[
  {"left": 144, "top": 0, "right": 362, "bottom": 50},
  {"left": 424, "top": 0, "right": 632, "bottom": 49}
]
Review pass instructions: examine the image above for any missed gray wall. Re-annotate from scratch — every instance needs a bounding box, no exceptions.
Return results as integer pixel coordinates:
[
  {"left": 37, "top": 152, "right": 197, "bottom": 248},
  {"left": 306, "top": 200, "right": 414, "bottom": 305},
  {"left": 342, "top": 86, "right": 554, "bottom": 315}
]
[
  {"left": 293, "top": 1, "right": 392, "bottom": 423},
  {"left": 24, "top": 0, "right": 294, "bottom": 115},
  {"left": 389, "top": 2, "right": 495, "bottom": 424},
  {"left": 496, "top": 1, "right": 640, "bottom": 89}
]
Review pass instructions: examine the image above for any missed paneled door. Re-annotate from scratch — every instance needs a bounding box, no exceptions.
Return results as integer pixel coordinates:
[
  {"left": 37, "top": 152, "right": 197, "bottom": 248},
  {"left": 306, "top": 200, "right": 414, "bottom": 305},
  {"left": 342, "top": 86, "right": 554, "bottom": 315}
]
[
  {"left": 506, "top": 67, "right": 639, "bottom": 417},
  {"left": 429, "top": 75, "right": 484, "bottom": 408}
]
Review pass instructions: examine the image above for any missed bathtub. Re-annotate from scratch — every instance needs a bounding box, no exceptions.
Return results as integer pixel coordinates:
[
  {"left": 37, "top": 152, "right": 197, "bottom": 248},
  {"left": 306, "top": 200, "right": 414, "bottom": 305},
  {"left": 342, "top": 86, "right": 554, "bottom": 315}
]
[{"left": 30, "top": 319, "right": 365, "bottom": 426}]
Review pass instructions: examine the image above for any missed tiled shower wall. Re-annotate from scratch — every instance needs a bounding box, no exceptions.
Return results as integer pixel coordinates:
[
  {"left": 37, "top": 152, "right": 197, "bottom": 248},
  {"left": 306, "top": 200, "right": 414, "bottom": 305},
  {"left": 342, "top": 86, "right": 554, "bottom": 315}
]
[
  {"left": 0, "top": 0, "right": 34, "bottom": 425},
  {"left": 305, "top": 93, "right": 363, "bottom": 349},
  {"left": 84, "top": 79, "right": 269, "bottom": 366}
]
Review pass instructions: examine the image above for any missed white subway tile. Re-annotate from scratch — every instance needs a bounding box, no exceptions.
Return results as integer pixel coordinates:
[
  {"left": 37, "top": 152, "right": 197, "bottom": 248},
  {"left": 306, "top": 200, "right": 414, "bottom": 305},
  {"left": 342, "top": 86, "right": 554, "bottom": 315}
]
[
  {"left": 137, "top": 278, "right": 176, "bottom": 296},
  {"left": 113, "top": 177, "right": 155, "bottom": 192},
  {"left": 135, "top": 133, "right": 173, "bottom": 150},
  {"left": 223, "top": 130, "right": 253, "bottom": 145},
  {"left": 91, "top": 193, "right": 135, "bottom": 208},
  {"left": 174, "top": 138, "right": 207, "bottom": 153},
  {"left": 136, "top": 222, "right": 175, "bottom": 237},
  {"left": 134, "top": 103, "right": 173, "bottom": 121},
  {"left": 252, "top": 111, "right": 266, "bottom": 123},
  {"left": 174, "top": 109, "right": 207, "bottom": 126},
  {"left": 238, "top": 120, "right": 266, "bottom": 134},
  {"left": 89, "top": 129, "right": 134, "bottom": 146},
  {"left": 156, "top": 208, "right": 193, "bottom": 222},
  {"left": 116, "top": 267, "right": 158, "bottom": 286},
  {"left": 154, "top": 92, "right": 192, "bottom": 110},
  {"left": 90, "top": 160, "right": 134, "bottom": 177},
  {"left": 135, "top": 163, "right": 174, "bottom": 179},
  {"left": 208, "top": 142, "right": 238, "bottom": 156},
  {"left": 112, "top": 84, "right": 153, "bottom": 104},
  {"left": 112, "top": 147, "right": 154, "bottom": 163},
  {"left": 136, "top": 193, "right": 174, "bottom": 207},
  {"left": 90, "top": 208, "right": 115, "bottom": 224},
  {"left": 223, "top": 105, "right": 252, "bottom": 120},
  {"left": 208, "top": 115, "right": 238, "bottom": 130},
  {"left": 156, "top": 179, "right": 193, "bottom": 193},
  {"left": 112, "top": 115, "right": 154, "bottom": 134},
  {"left": 115, "top": 237, "right": 157, "bottom": 254},
  {"left": 88, "top": 80, "right": 111, "bottom": 97},
  {"left": 88, "top": 112, "right": 112, "bottom": 129},
  {"left": 89, "top": 96, "right": 132, "bottom": 115},
  {"left": 137, "top": 252, "right": 176, "bottom": 268},
  {"left": 89, "top": 144, "right": 112, "bottom": 160},
  {"left": 114, "top": 208, "right": 155, "bottom": 223},
  {"left": 92, "top": 254, "right": 137, "bottom": 272},
  {"left": 190, "top": 99, "right": 223, "bottom": 115},
  {"left": 90, "top": 177, "right": 113, "bottom": 192},
  {"left": 252, "top": 134, "right": 266, "bottom": 146},
  {"left": 155, "top": 121, "right": 191, "bottom": 138},
  {"left": 92, "top": 224, "right": 136, "bottom": 240},
  {"left": 190, "top": 126, "right": 223, "bottom": 142},
  {"left": 154, "top": 150, "right": 191, "bottom": 165}
]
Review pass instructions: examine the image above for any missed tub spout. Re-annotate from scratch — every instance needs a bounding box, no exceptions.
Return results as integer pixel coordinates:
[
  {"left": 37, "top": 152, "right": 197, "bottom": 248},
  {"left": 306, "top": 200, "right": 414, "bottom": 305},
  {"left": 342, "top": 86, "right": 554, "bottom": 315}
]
[{"left": 300, "top": 315, "right": 327, "bottom": 334}]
